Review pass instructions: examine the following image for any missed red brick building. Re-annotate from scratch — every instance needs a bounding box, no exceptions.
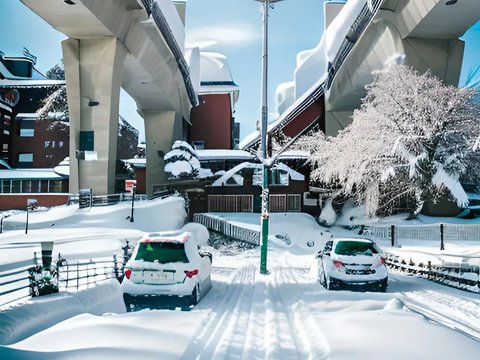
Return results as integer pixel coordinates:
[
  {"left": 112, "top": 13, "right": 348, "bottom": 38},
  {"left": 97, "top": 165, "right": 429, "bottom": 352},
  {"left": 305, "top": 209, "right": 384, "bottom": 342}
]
[{"left": 188, "top": 52, "right": 240, "bottom": 150}]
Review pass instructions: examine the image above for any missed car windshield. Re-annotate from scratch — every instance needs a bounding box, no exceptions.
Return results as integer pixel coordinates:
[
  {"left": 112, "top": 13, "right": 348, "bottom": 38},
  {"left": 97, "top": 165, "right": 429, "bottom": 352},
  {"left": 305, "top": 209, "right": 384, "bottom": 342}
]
[
  {"left": 334, "top": 240, "right": 379, "bottom": 256},
  {"left": 135, "top": 241, "right": 189, "bottom": 263}
]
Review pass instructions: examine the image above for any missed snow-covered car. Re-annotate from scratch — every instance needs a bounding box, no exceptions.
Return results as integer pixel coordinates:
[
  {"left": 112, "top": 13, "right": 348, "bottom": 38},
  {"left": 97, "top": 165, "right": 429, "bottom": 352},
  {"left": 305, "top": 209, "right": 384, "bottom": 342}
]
[
  {"left": 121, "top": 231, "right": 212, "bottom": 310},
  {"left": 317, "top": 238, "right": 388, "bottom": 292}
]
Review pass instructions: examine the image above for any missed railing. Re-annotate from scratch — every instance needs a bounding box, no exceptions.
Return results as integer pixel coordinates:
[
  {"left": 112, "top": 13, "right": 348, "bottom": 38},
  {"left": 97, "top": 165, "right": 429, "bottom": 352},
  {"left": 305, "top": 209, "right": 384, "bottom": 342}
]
[
  {"left": 326, "top": 0, "right": 383, "bottom": 90},
  {"left": 0, "top": 262, "right": 36, "bottom": 307},
  {"left": 0, "top": 243, "right": 133, "bottom": 307},
  {"left": 385, "top": 253, "right": 480, "bottom": 294},
  {"left": 58, "top": 256, "right": 125, "bottom": 291},
  {"left": 77, "top": 189, "right": 172, "bottom": 209},
  {"left": 355, "top": 223, "right": 480, "bottom": 249},
  {"left": 194, "top": 213, "right": 260, "bottom": 245},
  {"left": 140, "top": 0, "right": 198, "bottom": 107}
]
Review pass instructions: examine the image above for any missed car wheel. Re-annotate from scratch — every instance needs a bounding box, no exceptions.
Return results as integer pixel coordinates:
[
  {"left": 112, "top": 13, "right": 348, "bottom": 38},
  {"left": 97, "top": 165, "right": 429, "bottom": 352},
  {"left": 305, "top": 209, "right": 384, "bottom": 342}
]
[{"left": 191, "top": 284, "right": 200, "bottom": 306}]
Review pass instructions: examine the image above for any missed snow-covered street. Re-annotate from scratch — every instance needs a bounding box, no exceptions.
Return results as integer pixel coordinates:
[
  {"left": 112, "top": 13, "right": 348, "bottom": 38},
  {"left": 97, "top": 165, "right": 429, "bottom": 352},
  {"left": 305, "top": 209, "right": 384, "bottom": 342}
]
[
  {"left": 0, "top": 198, "right": 479, "bottom": 359},
  {"left": 1, "top": 248, "right": 479, "bottom": 359}
]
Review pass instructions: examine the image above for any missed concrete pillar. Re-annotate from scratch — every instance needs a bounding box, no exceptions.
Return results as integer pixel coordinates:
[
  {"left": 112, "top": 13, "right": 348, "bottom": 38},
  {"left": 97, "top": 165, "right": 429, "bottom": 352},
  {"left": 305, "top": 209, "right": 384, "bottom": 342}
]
[
  {"left": 62, "top": 37, "right": 127, "bottom": 195},
  {"left": 143, "top": 110, "right": 183, "bottom": 195}
]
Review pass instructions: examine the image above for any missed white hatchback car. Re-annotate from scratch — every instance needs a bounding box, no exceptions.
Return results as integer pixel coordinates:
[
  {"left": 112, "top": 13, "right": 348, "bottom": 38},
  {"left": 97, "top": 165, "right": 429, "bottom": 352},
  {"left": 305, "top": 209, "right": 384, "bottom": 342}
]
[
  {"left": 121, "top": 231, "right": 212, "bottom": 310},
  {"left": 317, "top": 238, "right": 388, "bottom": 292}
]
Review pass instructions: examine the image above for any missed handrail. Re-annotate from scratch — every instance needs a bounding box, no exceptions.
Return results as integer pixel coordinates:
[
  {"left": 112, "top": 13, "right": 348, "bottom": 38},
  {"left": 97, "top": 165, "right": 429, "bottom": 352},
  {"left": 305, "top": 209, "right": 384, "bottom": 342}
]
[{"left": 141, "top": 0, "right": 198, "bottom": 107}]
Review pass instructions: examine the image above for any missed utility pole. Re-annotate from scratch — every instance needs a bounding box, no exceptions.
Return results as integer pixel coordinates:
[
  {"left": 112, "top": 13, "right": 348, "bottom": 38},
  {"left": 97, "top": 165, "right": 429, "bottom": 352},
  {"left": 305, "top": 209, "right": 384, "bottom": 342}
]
[{"left": 256, "top": 0, "right": 283, "bottom": 274}]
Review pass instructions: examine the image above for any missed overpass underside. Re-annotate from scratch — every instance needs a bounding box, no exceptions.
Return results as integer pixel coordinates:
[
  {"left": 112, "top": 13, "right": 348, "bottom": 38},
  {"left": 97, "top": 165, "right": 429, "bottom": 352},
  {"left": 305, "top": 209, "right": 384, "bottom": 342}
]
[
  {"left": 21, "top": 0, "right": 196, "bottom": 195},
  {"left": 325, "top": 0, "right": 480, "bottom": 136}
]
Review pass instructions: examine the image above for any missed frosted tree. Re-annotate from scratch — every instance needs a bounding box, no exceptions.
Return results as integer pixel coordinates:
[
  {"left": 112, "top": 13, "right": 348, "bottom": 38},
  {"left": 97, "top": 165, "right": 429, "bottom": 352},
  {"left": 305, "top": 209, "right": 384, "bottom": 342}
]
[
  {"left": 303, "top": 65, "right": 480, "bottom": 217},
  {"left": 37, "top": 62, "right": 68, "bottom": 121},
  {"left": 164, "top": 141, "right": 201, "bottom": 179}
]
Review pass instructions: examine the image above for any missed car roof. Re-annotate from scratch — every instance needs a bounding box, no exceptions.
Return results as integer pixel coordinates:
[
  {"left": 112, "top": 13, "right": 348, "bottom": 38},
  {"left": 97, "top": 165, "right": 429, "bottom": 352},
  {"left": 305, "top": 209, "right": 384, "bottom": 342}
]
[
  {"left": 332, "top": 237, "right": 374, "bottom": 243},
  {"left": 140, "top": 231, "right": 192, "bottom": 244}
]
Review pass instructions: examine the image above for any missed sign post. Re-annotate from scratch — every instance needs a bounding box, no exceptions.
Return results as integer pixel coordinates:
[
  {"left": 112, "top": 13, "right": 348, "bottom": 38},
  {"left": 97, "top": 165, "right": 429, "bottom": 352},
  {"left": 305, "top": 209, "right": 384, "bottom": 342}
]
[
  {"left": 25, "top": 198, "right": 38, "bottom": 234},
  {"left": 125, "top": 180, "right": 137, "bottom": 223}
]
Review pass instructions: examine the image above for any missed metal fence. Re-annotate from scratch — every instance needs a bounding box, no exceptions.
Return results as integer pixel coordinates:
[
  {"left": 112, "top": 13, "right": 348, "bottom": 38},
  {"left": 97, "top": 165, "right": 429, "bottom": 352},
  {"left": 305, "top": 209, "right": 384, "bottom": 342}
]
[
  {"left": 57, "top": 255, "right": 125, "bottom": 291},
  {"left": 357, "top": 223, "right": 480, "bottom": 249},
  {"left": 194, "top": 213, "right": 260, "bottom": 245},
  {"left": 0, "top": 262, "right": 36, "bottom": 307},
  {"left": 0, "top": 243, "right": 133, "bottom": 308},
  {"left": 385, "top": 253, "right": 480, "bottom": 294}
]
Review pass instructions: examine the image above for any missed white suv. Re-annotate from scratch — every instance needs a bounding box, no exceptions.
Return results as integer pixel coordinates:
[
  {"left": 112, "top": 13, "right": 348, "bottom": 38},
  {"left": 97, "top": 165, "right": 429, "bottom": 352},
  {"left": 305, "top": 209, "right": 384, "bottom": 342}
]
[
  {"left": 317, "top": 238, "right": 388, "bottom": 292},
  {"left": 121, "top": 231, "right": 212, "bottom": 310}
]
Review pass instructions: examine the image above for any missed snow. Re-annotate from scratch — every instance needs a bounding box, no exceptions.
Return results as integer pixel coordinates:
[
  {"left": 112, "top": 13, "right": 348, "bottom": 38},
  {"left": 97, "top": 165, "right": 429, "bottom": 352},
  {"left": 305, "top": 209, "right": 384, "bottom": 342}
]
[
  {"left": 0, "top": 168, "right": 65, "bottom": 180},
  {"left": 294, "top": 0, "right": 366, "bottom": 98},
  {"left": 196, "top": 149, "right": 255, "bottom": 161},
  {"left": 1, "top": 196, "right": 480, "bottom": 358},
  {"left": 212, "top": 162, "right": 304, "bottom": 186},
  {"left": 432, "top": 164, "right": 469, "bottom": 207}
]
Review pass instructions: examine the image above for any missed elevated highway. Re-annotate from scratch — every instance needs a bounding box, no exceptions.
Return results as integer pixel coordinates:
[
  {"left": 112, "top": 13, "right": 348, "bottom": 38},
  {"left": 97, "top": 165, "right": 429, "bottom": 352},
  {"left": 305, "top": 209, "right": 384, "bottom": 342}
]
[
  {"left": 21, "top": 0, "right": 197, "bottom": 194},
  {"left": 242, "top": 0, "right": 480, "bottom": 151}
]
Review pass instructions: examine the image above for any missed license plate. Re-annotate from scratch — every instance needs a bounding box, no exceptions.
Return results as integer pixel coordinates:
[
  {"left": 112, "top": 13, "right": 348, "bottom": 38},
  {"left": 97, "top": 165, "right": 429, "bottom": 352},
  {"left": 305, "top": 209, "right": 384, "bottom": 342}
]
[{"left": 144, "top": 270, "right": 174, "bottom": 283}]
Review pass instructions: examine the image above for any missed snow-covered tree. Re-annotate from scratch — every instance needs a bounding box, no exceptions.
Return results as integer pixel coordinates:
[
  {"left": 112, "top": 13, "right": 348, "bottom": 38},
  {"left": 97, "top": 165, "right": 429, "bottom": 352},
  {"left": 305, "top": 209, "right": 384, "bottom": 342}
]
[
  {"left": 38, "top": 62, "right": 67, "bottom": 121},
  {"left": 45, "top": 62, "right": 65, "bottom": 80},
  {"left": 164, "top": 141, "right": 201, "bottom": 179},
  {"left": 302, "top": 65, "right": 480, "bottom": 217}
]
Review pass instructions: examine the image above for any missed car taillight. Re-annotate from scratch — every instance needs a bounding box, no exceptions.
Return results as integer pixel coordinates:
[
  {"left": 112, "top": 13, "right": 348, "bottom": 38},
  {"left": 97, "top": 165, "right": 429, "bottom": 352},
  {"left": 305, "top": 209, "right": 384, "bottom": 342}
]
[
  {"left": 124, "top": 268, "right": 132, "bottom": 279},
  {"left": 333, "top": 260, "right": 344, "bottom": 268},
  {"left": 379, "top": 257, "right": 385, "bottom": 265},
  {"left": 184, "top": 269, "right": 199, "bottom": 278}
]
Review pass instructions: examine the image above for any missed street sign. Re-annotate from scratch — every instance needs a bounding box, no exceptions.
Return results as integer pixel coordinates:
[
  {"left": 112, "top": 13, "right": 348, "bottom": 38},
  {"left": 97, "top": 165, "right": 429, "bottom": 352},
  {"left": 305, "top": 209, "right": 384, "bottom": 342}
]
[{"left": 125, "top": 180, "right": 137, "bottom": 192}]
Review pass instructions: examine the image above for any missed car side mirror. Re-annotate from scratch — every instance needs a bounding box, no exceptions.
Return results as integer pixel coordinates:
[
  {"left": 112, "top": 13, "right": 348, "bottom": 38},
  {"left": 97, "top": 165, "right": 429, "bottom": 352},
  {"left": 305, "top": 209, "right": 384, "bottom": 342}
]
[
  {"left": 315, "top": 251, "right": 323, "bottom": 259},
  {"left": 324, "top": 251, "right": 331, "bottom": 257}
]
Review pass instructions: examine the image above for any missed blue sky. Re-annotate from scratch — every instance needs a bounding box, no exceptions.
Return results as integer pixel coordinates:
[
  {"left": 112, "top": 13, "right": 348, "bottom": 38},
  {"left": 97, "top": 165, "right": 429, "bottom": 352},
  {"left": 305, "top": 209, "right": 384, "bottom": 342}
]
[{"left": 1, "top": 0, "right": 480, "bottom": 142}]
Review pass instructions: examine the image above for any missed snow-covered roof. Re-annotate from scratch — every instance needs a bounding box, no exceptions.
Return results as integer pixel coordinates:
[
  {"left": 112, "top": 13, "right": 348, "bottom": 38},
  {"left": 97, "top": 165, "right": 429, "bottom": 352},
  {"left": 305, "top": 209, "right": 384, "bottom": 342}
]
[
  {"left": 0, "top": 168, "right": 66, "bottom": 180},
  {"left": 122, "top": 158, "right": 146, "bottom": 169},
  {"left": 274, "top": 150, "right": 310, "bottom": 159},
  {"left": 0, "top": 79, "right": 65, "bottom": 88},
  {"left": 211, "top": 161, "right": 304, "bottom": 186},
  {"left": 199, "top": 52, "right": 236, "bottom": 84},
  {"left": 196, "top": 149, "right": 255, "bottom": 161}
]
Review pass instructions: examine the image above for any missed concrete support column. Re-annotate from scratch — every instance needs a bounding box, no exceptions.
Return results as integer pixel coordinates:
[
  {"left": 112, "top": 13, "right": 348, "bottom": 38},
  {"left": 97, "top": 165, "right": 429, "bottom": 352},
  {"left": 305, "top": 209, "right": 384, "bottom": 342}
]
[
  {"left": 143, "top": 110, "right": 183, "bottom": 195},
  {"left": 62, "top": 37, "right": 127, "bottom": 195}
]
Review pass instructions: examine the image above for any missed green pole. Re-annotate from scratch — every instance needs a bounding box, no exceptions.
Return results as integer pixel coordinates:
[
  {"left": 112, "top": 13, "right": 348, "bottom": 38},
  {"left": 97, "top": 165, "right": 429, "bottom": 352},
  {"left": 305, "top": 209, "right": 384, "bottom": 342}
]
[
  {"left": 260, "top": 164, "right": 269, "bottom": 274},
  {"left": 259, "top": 0, "right": 270, "bottom": 275}
]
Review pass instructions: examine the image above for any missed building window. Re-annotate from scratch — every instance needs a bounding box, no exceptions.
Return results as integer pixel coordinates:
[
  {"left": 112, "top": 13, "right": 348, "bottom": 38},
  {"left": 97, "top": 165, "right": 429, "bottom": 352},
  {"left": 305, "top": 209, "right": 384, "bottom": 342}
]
[
  {"left": 20, "top": 128, "right": 34, "bottom": 137},
  {"left": 1, "top": 180, "right": 11, "bottom": 193},
  {"left": 192, "top": 140, "right": 205, "bottom": 150},
  {"left": 269, "top": 194, "right": 287, "bottom": 212},
  {"left": 18, "top": 153, "right": 33, "bottom": 165},
  {"left": 11, "top": 180, "right": 21, "bottom": 193},
  {"left": 237, "top": 195, "right": 253, "bottom": 212},
  {"left": 287, "top": 194, "right": 301, "bottom": 212},
  {"left": 2, "top": 143, "right": 8, "bottom": 152},
  {"left": 49, "top": 180, "right": 63, "bottom": 193}
]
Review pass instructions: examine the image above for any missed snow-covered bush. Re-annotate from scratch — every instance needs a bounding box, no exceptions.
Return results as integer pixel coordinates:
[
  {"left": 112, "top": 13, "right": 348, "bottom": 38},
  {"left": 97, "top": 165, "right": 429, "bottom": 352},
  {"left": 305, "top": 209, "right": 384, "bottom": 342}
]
[
  {"left": 318, "top": 198, "right": 337, "bottom": 227},
  {"left": 303, "top": 65, "right": 480, "bottom": 217},
  {"left": 164, "top": 141, "right": 201, "bottom": 179}
]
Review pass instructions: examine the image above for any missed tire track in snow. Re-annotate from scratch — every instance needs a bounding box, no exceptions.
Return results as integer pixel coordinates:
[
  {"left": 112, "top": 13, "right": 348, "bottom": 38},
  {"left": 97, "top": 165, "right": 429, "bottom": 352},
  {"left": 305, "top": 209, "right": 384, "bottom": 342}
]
[
  {"left": 274, "top": 267, "right": 331, "bottom": 360},
  {"left": 181, "top": 265, "right": 257, "bottom": 360},
  {"left": 401, "top": 290, "right": 480, "bottom": 342}
]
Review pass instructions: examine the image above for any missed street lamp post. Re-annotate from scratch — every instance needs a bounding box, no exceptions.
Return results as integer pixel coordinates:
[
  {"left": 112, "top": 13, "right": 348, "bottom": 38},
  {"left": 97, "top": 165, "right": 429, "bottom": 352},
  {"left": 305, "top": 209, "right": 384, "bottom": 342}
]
[{"left": 256, "top": 0, "right": 283, "bottom": 275}]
